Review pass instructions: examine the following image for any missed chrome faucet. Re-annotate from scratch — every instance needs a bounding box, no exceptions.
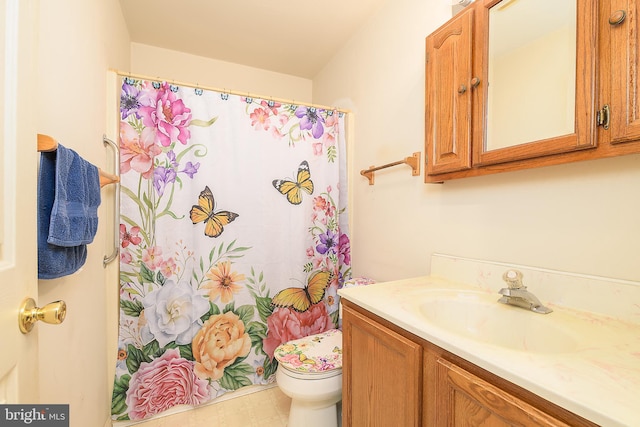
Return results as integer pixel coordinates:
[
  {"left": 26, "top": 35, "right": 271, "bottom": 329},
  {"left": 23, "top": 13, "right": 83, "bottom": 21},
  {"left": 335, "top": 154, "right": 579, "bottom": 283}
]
[{"left": 497, "top": 270, "right": 552, "bottom": 314}]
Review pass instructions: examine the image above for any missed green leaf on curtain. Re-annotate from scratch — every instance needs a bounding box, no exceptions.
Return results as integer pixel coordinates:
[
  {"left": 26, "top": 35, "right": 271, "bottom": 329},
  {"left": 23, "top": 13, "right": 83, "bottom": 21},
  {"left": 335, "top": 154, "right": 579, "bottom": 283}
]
[
  {"left": 330, "top": 309, "right": 340, "bottom": 329},
  {"left": 156, "top": 270, "right": 166, "bottom": 286},
  {"left": 218, "top": 362, "right": 254, "bottom": 390},
  {"left": 303, "top": 262, "right": 313, "bottom": 273},
  {"left": 142, "top": 192, "right": 153, "bottom": 211},
  {"left": 162, "top": 342, "right": 194, "bottom": 361},
  {"left": 263, "top": 357, "right": 278, "bottom": 380},
  {"left": 111, "top": 374, "right": 130, "bottom": 416},
  {"left": 246, "top": 321, "right": 267, "bottom": 346},
  {"left": 190, "top": 117, "right": 218, "bottom": 127},
  {"left": 120, "top": 300, "right": 144, "bottom": 317},
  {"left": 119, "top": 188, "right": 148, "bottom": 219},
  {"left": 142, "top": 340, "right": 160, "bottom": 360},
  {"left": 201, "top": 302, "right": 221, "bottom": 322},
  {"left": 178, "top": 345, "right": 194, "bottom": 360},
  {"left": 235, "top": 304, "right": 255, "bottom": 325},
  {"left": 223, "top": 302, "right": 235, "bottom": 314},
  {"left": 255, "top": 296, "right": 274, "bottom": 323},
  {"left": 139, "top": 263, "right": 154, "bottom": 284},
  {"left": 126, "top": 344, "right": 151, "bottom": 374},
  {"left": 253, "top": 339, "right": 264, "bottom": 357},
  {"left": 120, "top": 286, "right": 141, "bottom": 297},
  {"left": 327, "top": 145, "right": 337, "bottom": 163}
]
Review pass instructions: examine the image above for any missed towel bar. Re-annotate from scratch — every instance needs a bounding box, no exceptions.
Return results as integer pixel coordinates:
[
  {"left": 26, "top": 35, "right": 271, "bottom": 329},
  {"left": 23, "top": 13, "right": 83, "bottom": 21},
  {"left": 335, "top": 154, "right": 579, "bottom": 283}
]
[
  {"left": 103, "top": 135, "right": 120, "bottom": 267},
  {"left": 36, "top": 133, "right": 120, "bottom": 187},
  {"left": 360, "top": 152, "right": 421, "bottom": 185}
]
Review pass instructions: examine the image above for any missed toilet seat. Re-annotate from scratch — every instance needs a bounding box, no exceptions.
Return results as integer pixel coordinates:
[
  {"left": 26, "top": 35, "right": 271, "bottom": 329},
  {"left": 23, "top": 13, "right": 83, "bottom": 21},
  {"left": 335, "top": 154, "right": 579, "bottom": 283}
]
[{"left": 274, "top": 329, "right": 342, "bottom": 379}]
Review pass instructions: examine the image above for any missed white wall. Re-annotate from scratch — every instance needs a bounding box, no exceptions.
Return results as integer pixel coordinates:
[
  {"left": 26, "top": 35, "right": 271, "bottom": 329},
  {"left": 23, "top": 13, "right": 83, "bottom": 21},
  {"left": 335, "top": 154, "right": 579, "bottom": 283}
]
[
  {"left": 35, "top": 0, "right": 130, "bottom": 426},
  {"left": 313, "top": 0, "right": 640, "bottom": 283},
  {"left": 129, "top": 43, "right": 313, "bottom": 103}
]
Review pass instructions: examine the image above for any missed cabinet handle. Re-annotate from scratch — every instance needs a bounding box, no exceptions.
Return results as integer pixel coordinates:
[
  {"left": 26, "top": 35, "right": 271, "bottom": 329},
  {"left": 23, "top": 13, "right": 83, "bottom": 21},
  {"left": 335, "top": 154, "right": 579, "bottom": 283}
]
[
  {"left": 609, "top": 10, "right": 626, "bottom": 26},
  {"left": 458, "top": 84, "right": 467, "bottom": 94},
  {"left": 471, "top": 77, "right": 481, "bottom": 88}
]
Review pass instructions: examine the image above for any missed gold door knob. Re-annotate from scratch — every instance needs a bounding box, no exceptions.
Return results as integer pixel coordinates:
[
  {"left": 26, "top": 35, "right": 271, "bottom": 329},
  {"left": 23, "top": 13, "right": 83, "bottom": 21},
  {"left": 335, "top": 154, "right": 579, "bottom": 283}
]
[{"left": 18, "top": 298, "right": 66, "bottom": 334}]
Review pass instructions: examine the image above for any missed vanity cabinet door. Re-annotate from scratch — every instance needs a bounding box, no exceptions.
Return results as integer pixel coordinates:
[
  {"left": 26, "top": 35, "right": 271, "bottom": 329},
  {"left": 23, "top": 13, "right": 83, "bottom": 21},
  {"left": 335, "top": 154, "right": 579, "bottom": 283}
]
[
  {"left": 425, "top": 6, "right": 474, "bottom": 175},
  {"left": 341, "top": 304, "right": 422, "bottom": 427},
  {"left": 435, "top": 357, "right": 572, "bottom": 427}
]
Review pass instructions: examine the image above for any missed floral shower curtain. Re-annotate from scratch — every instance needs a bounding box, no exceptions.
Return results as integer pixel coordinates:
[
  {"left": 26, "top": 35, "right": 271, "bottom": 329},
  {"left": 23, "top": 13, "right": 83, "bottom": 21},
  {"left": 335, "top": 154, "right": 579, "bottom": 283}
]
[{"left": 111, "top": 77, "right": 351, "bottom": 422}]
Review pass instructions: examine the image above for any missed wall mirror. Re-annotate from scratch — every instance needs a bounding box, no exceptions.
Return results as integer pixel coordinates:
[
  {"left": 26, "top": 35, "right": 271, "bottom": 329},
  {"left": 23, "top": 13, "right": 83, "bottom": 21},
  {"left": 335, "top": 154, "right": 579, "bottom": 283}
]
[
  {"left": 486, "top": 0, "right": 576, "bottom": 151},
  {"left": 474, "top": 0, "right": 595, "bottom": 167}
]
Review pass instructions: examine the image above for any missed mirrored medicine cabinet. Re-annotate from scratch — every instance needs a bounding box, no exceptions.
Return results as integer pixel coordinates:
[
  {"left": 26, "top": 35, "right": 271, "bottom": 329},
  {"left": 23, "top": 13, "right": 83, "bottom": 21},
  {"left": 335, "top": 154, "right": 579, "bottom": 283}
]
[{"left": 425, "top": 0, "right": 640, "bottom": 182}]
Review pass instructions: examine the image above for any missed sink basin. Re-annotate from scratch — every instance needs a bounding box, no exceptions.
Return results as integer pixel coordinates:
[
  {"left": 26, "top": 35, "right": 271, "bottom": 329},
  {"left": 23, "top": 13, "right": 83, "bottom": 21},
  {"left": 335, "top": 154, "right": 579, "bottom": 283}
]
[{"left": 418, "top": 290, "right": 580, "bottom": 354}]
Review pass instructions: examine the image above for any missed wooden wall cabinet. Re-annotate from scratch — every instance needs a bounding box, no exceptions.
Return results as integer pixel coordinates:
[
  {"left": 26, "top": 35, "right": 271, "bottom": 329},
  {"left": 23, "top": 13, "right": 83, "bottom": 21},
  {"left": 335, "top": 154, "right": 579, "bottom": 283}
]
[
  {"left": 341, "top": 300, "right": 598, "bottom": 427},
  {"left": 425, "top": 0, "right": 640, "bottom": 182},
  {"left": 424, "top": 6, "right": 475, "bottom": 174}
]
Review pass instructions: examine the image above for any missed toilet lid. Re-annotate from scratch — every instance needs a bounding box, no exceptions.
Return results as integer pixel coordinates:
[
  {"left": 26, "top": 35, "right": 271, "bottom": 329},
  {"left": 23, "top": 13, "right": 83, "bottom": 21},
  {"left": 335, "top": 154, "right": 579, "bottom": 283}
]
[{"left": 274, "top": 329, "right": 342, "bottom": 375}]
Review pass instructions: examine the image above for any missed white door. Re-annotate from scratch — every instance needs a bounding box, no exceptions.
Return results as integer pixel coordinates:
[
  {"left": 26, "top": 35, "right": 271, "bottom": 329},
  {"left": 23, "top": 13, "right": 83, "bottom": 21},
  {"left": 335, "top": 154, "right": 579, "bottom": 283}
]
[{"left": 0, "top": 0, "right": 39, "bottom": 404}]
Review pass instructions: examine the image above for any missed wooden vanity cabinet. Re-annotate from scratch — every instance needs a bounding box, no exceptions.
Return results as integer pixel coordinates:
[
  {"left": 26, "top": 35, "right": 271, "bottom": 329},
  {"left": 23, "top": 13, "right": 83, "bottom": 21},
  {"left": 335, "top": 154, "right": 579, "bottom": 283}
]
[
  {"left": 341, "top": 303, "right": 422, "bottom": 427},
  {"left": 341, "top": 300, "right": 599, "bottom": 427}
]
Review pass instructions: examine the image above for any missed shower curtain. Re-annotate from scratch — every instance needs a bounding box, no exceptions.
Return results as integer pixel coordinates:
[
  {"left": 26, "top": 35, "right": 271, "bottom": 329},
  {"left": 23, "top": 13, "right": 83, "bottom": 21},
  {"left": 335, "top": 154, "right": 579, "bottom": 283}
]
[{"left": 111, "top": 77, "right": 351, "bottom": 422}]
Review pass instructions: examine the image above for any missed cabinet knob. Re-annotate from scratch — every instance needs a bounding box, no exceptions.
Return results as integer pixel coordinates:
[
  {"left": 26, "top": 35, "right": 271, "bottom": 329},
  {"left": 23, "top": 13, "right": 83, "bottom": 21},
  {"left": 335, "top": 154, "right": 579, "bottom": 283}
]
[
  {"left": 609, "top": 10, "right": 626, "bottom": 26},
  {"left": 457, "top": 84, "right": 467, "bottom": 94},
  {"left": 471, "top": 77, "right": 481, "bottom": 88}
]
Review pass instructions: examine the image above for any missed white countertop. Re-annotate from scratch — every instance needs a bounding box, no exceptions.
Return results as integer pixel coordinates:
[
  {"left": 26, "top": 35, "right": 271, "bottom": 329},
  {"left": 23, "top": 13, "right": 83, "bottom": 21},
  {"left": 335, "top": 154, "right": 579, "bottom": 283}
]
[{"left": 338, "top": 270, "right": 640, "bottom": 427}]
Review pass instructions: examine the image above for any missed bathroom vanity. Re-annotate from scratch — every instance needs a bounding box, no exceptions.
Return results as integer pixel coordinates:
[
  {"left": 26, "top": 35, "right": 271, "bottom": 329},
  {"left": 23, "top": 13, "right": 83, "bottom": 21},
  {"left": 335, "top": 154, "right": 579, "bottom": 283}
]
[{"left": 338, "top": 255, "right": 640, "bottom": 427}]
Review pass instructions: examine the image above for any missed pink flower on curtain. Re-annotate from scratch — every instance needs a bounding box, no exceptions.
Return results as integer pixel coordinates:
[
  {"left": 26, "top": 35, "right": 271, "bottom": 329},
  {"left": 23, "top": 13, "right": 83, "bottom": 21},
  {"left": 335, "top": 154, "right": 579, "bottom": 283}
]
[
  {"left": 159, "top": 257, "right": 177, "bottom": 277},
  {"left": 141, "top": 246, "right": 164, "bottom": 270},
  {"left": 263, "top": 303, "right": 332, "bottom": 360},
  {"left": 125, "top": 349, "right": 209, "bottom": 420},
  {"left": 120, "top": 224, "right": 142, "bottom": 248},
  {"left": 338, "top": 233, "right": 351, "bottom": 265},
  {"left": 260, "top": 99, "right": 280, "bottom": 115},
  {"left": 312, "top": 142, "right": 323, "bottom": 156},
  {"left": 120, "top": 251, "right": 132, "bottom": 264},
  {"left": 250, "top": 107, "right": 270, "bottom": 131},
  {"left": 139, "top": 82, "right": 192, "bottom": 146},
  {"left": 120, "top": 122, "right": 162, "bottom": 178},
  {"left": 323, "top": 111, "right": 339, "bottom": 148}
]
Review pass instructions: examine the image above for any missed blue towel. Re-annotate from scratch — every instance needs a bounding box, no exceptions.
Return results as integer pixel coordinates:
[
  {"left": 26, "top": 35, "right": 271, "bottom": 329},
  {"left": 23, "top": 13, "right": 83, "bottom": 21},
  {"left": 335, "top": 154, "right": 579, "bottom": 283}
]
[{"left": 38, "top": 144, "right": 101, "bottom": 279}]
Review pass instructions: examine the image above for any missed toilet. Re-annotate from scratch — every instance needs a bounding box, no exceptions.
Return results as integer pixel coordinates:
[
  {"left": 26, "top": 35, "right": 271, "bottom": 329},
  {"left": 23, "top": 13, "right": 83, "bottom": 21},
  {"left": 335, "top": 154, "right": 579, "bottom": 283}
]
[{"left": 274, "top": 328, "right": 343, "bottom": 427}]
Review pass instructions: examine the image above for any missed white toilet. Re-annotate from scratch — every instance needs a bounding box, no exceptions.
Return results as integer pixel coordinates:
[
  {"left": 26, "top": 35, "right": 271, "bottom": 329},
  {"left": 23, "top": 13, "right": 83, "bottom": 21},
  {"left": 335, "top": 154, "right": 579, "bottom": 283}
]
[{"left": 274, "top": 328, "right": 343, "bottom": 427}]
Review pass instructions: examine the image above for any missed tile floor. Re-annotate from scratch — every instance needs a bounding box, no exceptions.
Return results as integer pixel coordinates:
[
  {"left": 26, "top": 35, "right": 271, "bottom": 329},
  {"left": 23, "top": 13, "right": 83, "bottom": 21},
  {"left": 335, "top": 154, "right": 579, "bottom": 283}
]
[{"left": 126, "top": 386, "right": 290, "bottom": 427}]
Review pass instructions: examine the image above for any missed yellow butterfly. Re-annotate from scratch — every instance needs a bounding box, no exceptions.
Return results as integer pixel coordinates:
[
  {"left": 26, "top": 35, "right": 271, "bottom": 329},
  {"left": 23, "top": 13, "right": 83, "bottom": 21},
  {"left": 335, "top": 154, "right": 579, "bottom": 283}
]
[
  {"left": 189, "top": 186, "right": 239, "bottom": 238},
  {"left": 271, "top": 270, "right": 331, "bottom": 312},
  {"left": 272, "top": 160, "right": 314, "bottom": 205}
]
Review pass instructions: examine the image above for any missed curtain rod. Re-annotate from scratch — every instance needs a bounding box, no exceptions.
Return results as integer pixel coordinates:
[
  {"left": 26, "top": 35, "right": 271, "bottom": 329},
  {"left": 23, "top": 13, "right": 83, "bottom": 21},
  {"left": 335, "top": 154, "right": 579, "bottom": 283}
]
[{"left": 110, "top": 69, "right": 351, "bottom": 114}]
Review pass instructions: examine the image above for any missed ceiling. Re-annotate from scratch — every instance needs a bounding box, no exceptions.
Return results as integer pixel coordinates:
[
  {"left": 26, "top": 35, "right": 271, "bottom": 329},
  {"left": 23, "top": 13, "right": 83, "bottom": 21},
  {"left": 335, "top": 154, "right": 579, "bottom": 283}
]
[{"left": 119, "top": 0, "right": 387, "bottom": 79}]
